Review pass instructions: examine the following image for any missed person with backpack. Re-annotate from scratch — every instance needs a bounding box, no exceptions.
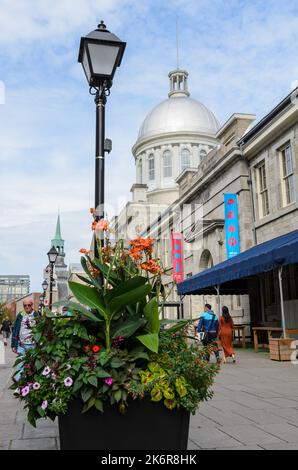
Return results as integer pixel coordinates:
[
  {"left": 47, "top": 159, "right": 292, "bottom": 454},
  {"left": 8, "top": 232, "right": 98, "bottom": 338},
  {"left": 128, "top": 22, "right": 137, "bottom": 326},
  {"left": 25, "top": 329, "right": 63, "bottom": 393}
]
[
  {"left": 196, "top": 304, "right": 221, "bottom": 364},
  {"left": 219, "top": 306, "right": 236, "bottom": 363},
  {"left": 1, "top": 316, "right": 12, "bottom": 346}
]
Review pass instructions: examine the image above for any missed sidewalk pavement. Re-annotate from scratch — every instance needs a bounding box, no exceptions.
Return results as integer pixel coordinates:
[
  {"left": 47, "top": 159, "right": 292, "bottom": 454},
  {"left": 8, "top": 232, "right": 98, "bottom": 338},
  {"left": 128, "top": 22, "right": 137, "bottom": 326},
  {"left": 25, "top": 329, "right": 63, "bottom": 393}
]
[
  {"left": 1, "top": 345, "right": 298, "bottom": 450},
  {"left": 0, "top": 346, "right": 59, "bottom": 450}
]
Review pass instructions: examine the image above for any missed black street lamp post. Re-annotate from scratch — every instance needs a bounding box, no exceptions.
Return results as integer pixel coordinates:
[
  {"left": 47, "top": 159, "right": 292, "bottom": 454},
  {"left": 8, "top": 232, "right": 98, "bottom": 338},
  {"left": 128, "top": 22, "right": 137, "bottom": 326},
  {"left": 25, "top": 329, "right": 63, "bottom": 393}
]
[
  {"left": 78, "top": 20, "right": 126, "bottom": 229},
  {"left": 47, "top": 246, "right": 58, "bottom": 310},
  {"left": 41, "top": 279, "right": 48, "bottom": 312}
]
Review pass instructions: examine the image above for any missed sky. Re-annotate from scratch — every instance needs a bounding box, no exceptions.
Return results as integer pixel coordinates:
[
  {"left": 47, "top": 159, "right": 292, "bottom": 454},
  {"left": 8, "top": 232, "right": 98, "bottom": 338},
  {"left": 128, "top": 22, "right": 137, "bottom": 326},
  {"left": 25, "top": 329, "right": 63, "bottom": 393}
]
[{"left": 1, "top": 0, "right": 298, "bottom": 292}]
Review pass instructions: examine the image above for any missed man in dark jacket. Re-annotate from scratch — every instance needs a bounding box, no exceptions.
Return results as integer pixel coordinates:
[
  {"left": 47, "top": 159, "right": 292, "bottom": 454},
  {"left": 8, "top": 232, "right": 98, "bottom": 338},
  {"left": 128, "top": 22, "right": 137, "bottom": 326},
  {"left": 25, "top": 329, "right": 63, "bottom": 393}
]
[
  {"left": 11, "top": 298, "right": 38, "bottom": 381},
  {"left": 196, "top": 304, "right": 221, "bottom": 363}
]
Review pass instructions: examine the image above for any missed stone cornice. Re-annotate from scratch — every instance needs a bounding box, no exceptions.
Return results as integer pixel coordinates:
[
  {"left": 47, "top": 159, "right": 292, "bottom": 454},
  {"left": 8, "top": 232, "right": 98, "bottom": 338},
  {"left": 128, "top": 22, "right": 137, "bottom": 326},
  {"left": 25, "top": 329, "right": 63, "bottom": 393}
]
[{"left": 132, "top": 131, "right": 219, "bottom": 157}]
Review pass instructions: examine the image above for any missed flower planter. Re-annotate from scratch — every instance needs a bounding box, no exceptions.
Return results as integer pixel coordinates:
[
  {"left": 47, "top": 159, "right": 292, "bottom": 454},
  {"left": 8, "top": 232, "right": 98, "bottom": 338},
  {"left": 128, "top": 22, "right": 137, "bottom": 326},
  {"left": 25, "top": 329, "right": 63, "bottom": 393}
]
[
  {"left": 269, "top": 337, "right": 294, "bottom": 361},
  {"left": 58, "top": 398, "right": 190, "bottom": 450}
]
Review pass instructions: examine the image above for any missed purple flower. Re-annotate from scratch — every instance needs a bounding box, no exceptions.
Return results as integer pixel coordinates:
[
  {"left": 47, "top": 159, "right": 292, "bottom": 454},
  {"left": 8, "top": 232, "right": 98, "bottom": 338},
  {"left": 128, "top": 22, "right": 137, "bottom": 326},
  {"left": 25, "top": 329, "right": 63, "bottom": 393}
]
[
  {"left": 42, "top": 366, "right": 51, "bottom": 376},
  {"left": 51, "top": 373, "right": 57, "bottom": 381},
  {"left": 41, "top": 400, "right": 48, "bottom": 410},
  {"left": 21, "top": 386, "right": 30, "bottom": 397},
  {"left": 33, "top": 382, "right": 40, "bottom": 390},
  {"left": 64, "top": 377, "right": 73, "bottom": 387},
  {"left": 105, "top": 377, "right": 113, "bottom": 386},
  {"left": 24, "top": 363, "right": 31, "bottom": 369}
]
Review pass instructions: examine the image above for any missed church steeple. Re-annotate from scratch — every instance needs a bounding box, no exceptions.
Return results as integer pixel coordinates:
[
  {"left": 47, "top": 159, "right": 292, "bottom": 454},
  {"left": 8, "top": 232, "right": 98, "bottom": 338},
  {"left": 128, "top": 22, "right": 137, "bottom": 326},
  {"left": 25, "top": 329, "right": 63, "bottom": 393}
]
[
  {"left": 51, "top": 214, "right": 65, "bottom": 257},
  {"left": 168, "top": 69, "right": 190, "bottom": 98}
]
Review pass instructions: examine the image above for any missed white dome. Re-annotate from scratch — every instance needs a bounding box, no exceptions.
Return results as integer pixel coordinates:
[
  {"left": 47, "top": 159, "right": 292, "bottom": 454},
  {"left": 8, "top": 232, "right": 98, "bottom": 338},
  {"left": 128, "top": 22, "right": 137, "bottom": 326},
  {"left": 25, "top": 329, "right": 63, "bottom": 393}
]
[{"left": 137, "top": 95, "right": 220, "bottom": 142}]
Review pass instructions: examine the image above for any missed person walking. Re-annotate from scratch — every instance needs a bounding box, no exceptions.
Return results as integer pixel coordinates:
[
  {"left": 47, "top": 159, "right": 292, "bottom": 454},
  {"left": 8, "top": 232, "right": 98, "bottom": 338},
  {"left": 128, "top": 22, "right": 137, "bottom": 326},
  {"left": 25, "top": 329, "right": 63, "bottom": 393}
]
[
  {"left": 196, "top": 304, "right": 221, "bottom": 364},
  {"left": 11, "top": 298, "right": 39, "bottom": 381},
  {"left": 219, "top": 306, "right": 236, "bottom": 363},
  {"left": 1, "top": 316, "right": 12, "bottom": 346}
]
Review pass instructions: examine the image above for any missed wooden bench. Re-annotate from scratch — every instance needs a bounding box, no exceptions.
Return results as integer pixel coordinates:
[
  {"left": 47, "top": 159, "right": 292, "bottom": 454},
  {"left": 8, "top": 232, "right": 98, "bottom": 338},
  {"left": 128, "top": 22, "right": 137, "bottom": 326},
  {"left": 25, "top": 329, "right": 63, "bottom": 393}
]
[{"left": 252, "top": 327, "right": 298, "bottom": 353}]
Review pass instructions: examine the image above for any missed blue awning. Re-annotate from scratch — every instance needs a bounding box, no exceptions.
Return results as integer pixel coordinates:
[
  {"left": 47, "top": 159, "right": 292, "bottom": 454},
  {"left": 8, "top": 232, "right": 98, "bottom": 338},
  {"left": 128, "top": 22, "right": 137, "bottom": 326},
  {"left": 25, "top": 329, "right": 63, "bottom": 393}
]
[{"left": 177, "top": 230, "right": 298, "bottom": 296}]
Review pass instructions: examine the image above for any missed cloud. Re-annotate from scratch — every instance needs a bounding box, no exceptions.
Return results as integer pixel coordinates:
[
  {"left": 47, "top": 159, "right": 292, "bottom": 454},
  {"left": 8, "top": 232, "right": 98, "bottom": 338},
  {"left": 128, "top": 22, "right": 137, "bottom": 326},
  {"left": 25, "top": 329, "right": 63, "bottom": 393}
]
[{"left": 2, "top": 0, "right": 298, "bottom": 291}]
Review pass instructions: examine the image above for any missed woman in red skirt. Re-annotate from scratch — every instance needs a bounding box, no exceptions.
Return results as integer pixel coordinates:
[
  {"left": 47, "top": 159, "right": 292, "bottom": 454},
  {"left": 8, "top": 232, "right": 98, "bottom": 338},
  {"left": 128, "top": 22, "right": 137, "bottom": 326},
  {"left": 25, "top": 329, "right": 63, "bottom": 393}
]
[{"left": 219, "top": 306, "right": 236, "bottom": 363}]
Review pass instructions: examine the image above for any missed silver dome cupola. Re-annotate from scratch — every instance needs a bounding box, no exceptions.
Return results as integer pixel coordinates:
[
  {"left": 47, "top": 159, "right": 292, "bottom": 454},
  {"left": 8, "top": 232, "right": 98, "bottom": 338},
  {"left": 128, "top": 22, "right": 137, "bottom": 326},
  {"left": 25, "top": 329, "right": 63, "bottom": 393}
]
[{"left": 168, "top": 69, "right": 190, "bottom": 98}]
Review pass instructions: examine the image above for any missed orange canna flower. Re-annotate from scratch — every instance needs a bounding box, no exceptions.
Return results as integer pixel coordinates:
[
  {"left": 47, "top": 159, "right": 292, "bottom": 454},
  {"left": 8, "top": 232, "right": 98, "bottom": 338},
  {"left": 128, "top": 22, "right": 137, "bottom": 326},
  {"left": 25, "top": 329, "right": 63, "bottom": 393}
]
[
  {"left": 90, "top": 208, "right": 95, "bottom": 214},
  {"left": 92, "top": 345, "right": 100, "bottom": 353},
  {"left": 84, "top": 345, "right": 90, "bottom": 352},
  {"left": 141, "top": 258, "right": 162, "bottom": 274},
  {"left": 127, "top": 247, "right": 143, "bottom": 261},
  {"left": 130, "top": 236, "right": 154, "bottom": 253},
  {"left": 79, "top": 248, "right": 90, "bottom": 254}
]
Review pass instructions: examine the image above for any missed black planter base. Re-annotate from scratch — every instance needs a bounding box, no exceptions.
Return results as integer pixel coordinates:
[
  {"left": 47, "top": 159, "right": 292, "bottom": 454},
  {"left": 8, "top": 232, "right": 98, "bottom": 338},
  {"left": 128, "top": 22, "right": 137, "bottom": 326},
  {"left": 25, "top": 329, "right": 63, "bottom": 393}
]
[{"left": 58, "top": 398, "right": 190, "bottom": 450}]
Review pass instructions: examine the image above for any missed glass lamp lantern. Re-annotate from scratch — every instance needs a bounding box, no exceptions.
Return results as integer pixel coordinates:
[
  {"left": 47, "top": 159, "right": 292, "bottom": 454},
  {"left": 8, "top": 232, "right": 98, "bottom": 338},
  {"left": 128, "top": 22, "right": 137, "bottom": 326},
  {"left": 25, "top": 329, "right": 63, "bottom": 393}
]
[{"left": 78, "top": 21, "right": 126, "bottom": 87}]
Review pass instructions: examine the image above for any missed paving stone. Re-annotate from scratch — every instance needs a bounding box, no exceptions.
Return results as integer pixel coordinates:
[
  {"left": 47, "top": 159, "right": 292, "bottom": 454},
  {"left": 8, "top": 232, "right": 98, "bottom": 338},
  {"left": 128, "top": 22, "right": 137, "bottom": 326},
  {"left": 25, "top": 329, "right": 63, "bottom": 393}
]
[
  {"left": 260, "top": 443, "right": 298, "bottom": 450},
  {"left": 215, "top": 446, "right": 263, "bottom": 450},
  {"left": 237, "top": 389, "right": 284, "bottom": 399},
  {"left": 187, "top": 439, "right": 201, "bottom": 450},
  {"left": 0, "top": 440, "right": 11, "bottom": 450},
  {"left": 216, "top": 424, "right": 286, "bottom": 445},
  {"left": 10, "top": 438, "right": 57, "bottom": 450},
  {"left": 189, "top": 426, "right": 242, "bottom": 449},
  {"left": 233, "top": 409, "right": 291, "bottom": 425},
  {"left": 23, "top": 422, "right": 59, "bottom": 439},
  {"left": 0, "top": 424, "right": 23, "bottom": 441},
  {"left": 16, "top": 410, "right": 29, "bottom": 424},
  {"left": 271, "top": 408, "right": 298, "bottom": 424},
  {"left": 0, "top": 410, "right": 17, "bottom": 425},
  {"left": 261, "top": 397, "right": 298, "bottom": 408},
  {"left": 190, "top": 414, "right": 219, "bottom": 428},
  {"left": 199, "top": 408, "right": 254, "bottom": 427},
  {"left": 255, "top": 423, "right": 298, "bottom": 443},
  {"left": 207, "top": 398, "right": 260, "bottom": 413}
]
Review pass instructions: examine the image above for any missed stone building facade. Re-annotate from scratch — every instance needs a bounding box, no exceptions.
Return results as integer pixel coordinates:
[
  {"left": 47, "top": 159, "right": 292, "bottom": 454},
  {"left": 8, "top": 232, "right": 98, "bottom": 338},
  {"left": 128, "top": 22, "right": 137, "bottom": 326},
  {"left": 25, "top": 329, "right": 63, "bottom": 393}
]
[
  {"left": 239, "top": 87, "right": 298, "bottom": 328},
  {"left": 145, "top": 113, "right": 256, "bottom": 323}
]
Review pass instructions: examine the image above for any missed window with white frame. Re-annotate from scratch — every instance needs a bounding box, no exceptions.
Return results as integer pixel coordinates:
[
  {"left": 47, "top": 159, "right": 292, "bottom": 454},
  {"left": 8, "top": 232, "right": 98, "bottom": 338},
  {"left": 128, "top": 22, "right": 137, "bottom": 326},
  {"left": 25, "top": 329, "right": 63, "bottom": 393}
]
[
  {"left": 163, "top": 150, "right": 172, "bottom": 177},
  {"left": 181, "top": 148, "right": 190, "bottom": 171},
  {"left": 280, "top": 144, "right": 295, "bottom": 205},
  {"left": 257, "top": 161, "right": 269, "bottom": 218},
  {"left": 148, "top": 154, "right": 155, "bottom": 181}
]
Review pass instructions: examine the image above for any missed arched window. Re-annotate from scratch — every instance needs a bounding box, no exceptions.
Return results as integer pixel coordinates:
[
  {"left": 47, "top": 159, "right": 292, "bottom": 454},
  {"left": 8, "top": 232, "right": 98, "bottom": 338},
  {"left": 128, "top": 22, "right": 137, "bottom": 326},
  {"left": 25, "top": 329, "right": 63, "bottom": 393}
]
[
  {"left": 137, "top": 159, "right": 143, "bottom": 183},
  {"left": 199, "top": 250, "right": 214, "bottom": 271},
  {"left": 163, "top": 150, "right": 172, "bottom": 177},
  {"left": 199, "top": 149, "right": 207, "bottom": 161},
  {"left": 181, "top": 148, "right": 190, "bottom": 171},
  {"left": 148, "top": 154, "right": 155, "bottom": 181}
]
